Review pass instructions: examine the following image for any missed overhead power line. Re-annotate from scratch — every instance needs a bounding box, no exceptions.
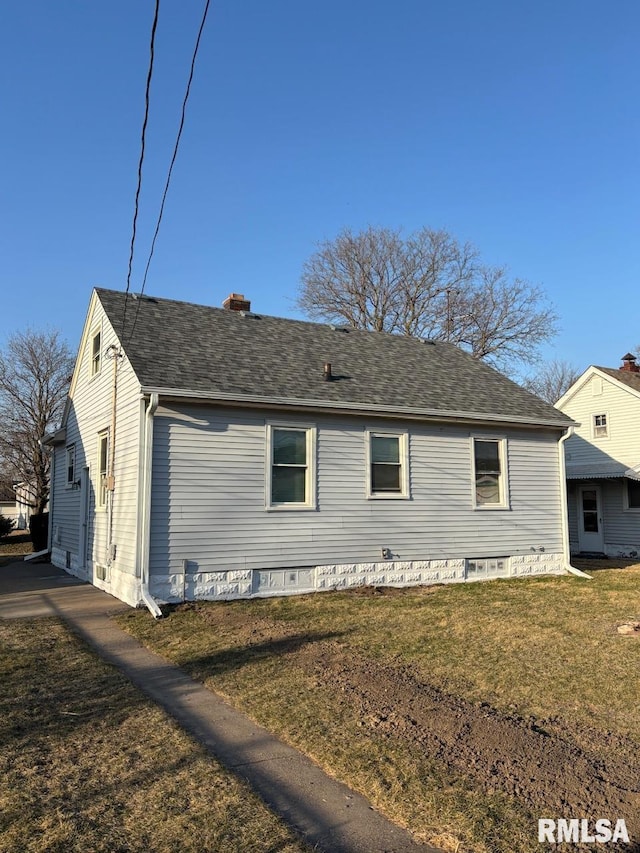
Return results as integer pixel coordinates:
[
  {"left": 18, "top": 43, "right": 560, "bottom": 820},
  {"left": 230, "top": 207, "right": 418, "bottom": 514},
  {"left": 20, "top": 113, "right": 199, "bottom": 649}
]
[
  {"left": 121, "top": 0, "right": 161, "bottom": 340},
  {"left": 126, "top": 0, "right": 212, "bottom": 345}
]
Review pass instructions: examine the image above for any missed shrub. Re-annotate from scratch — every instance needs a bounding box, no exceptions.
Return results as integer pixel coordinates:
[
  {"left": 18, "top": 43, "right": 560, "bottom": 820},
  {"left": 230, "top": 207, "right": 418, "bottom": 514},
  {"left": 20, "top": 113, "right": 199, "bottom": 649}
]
[{"left": 0, "top": 514, "right": 15, "bottom": 540}]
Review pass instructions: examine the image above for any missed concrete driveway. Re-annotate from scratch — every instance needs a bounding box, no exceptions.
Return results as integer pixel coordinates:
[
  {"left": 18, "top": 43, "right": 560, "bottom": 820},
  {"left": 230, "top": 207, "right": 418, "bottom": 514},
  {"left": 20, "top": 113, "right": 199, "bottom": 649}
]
[{"left": 0, "top": 557, "right": 128, "bottom": 619}]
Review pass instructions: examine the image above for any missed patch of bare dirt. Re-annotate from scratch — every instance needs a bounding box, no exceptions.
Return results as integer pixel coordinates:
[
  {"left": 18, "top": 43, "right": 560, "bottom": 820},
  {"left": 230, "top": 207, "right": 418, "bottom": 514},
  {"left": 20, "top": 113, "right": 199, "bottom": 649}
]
[
  {"left": 187, "top": 605, "right": 640, "bottom": 849},
  {"left": 298, "top": 643, "right": 640, "bottom": 850}
]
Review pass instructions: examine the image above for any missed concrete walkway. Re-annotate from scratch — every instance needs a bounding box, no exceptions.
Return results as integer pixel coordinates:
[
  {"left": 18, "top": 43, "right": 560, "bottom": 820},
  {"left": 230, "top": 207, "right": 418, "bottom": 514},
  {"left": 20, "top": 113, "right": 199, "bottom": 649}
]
[{"left": 0, "top": 559, "right": 440, "bottom": 853}]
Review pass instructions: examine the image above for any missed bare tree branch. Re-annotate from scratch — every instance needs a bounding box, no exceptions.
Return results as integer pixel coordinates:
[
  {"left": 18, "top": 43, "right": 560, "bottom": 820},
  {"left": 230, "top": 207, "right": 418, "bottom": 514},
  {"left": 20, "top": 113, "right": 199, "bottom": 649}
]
[
  {"left": 522, "top": 359, "right": 582, "bottom": 404},
  {"left": 0, "top": 329, "right": 74, "bottom": 513},
  {"left": 298, "top": 226, "right": 558, "bottom": 374}
]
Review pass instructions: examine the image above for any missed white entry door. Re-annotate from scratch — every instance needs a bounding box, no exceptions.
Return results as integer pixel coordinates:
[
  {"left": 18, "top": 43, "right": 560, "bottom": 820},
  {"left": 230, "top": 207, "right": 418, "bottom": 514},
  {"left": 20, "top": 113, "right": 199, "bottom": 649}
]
[{"left": 577, "top": 485, "right": 604, "bottom": 553}]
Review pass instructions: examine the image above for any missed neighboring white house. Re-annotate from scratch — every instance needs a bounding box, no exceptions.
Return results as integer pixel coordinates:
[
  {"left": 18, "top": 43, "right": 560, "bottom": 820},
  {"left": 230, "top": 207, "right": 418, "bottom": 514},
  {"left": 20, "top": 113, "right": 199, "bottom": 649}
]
[
  {"left": 556, "top": 353, "right": 640, "bottom": 557},
  {"left": 0, "top": 481, "right": 34, "bottom": 530},
  {"left": 44, "top": 288, "right": 578, "bottom": 615}
]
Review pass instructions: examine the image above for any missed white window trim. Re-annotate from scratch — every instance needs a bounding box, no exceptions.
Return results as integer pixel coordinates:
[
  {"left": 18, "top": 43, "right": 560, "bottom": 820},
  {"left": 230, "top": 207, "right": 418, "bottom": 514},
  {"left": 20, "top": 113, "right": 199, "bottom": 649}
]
[
  {"left": 623, "top": 479, "right": 640, "bottom": 513},
  {"left": 591, "top": 412, "right": 609, "bottom": 440},
  {"left": 365, "top": 429, "right": 410, "bottom": 500},
  {"left": 65, "top": 445, "right": 76, "bottom": 489},
  {"left": 471, "top": 435, "right": 510, "bottom": 510},
  {"left": 96, "top": 430, "right": 109, "bottom": 510},
  {"left": 265, "top": 422, "right": 317, "bottom": 511},
  {"left": 90, "top": 325, "right": 103, "bottom": 379}
]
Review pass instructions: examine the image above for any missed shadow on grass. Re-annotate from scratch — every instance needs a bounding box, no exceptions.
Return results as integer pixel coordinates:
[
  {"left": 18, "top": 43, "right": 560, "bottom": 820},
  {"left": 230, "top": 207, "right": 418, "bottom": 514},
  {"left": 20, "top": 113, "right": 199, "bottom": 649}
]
[{"left": 181, "top": 630, "right": 350, "bottom": 680}]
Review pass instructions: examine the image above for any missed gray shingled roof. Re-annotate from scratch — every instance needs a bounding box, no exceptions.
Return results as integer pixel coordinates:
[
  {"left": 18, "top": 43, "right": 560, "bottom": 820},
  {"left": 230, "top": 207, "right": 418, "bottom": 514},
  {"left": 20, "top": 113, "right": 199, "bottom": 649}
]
[
  {"left": 596, "top": 366, "right": 640, "bottom": 394},
  {"left": 97, "top": 288, "right": 573, "bottom": 427}
]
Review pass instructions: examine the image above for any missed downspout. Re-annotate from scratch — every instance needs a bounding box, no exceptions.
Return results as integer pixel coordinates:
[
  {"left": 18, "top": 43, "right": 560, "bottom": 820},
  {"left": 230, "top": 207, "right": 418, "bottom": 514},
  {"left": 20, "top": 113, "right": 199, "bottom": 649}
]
[
  {"left": 46, "top": 444, "right": 54, "bottom": 552},
  {"left": 558, "top": 426, "right": 592, "bottom": 579},
  {"left": 105, "top": 345, "right": 122, "bottom": 569},
  {"left": 139, "top": 393, "right": 163, "bottom": 617}
]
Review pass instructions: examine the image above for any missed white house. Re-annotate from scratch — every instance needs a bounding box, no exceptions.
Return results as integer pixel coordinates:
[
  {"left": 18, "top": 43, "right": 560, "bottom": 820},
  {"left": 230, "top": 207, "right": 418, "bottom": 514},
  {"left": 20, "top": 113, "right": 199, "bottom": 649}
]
[
  {"left": 556, "top": 353, "right": 640, "bottom": 557},
  {"left": 44, "top": 288, "right": 579, "bottom": 615},
  {"left": 0, "top": 481, "right": 33, "bottom": 530}
]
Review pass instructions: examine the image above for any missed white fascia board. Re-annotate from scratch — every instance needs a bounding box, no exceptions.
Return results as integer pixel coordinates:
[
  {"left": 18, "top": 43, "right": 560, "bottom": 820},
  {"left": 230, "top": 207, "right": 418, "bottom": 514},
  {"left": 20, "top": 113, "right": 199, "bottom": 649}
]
[
  {"left": 554, "top": 366, "right": 597, "bottom": 409},
  {"left": 141, "top": 386, "right": 574, "bottom": 430}
]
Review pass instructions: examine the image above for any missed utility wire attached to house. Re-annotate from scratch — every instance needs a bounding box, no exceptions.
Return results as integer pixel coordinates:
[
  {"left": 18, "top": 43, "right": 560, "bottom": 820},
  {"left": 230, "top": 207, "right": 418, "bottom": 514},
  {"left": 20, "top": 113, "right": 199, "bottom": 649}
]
[
  {"left": 125, "top": 0, "right": 212, "bottom": 346},
  {"left": 120, "top": 0, "right": 161, "bottom": 341}
]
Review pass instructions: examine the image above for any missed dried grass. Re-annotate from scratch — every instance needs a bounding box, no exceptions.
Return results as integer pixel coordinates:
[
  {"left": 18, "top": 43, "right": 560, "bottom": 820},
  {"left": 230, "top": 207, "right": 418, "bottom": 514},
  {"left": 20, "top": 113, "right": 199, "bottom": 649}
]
[
  {"left": 117, "top": 561, "right": 640, "bottom": 853},
  {"left": 0, "top": 618, "right": 308, "bottom": 853}
]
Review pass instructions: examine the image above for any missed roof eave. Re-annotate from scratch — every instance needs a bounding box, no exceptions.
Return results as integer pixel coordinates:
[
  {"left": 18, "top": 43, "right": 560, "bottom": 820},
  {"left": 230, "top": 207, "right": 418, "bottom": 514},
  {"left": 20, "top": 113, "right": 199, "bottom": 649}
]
[
  {"left": 41, "top": 427, "right": 66, "bottom": 447},
  {"left": 140, "top": 386, "right": 575, "bottom": 430}
]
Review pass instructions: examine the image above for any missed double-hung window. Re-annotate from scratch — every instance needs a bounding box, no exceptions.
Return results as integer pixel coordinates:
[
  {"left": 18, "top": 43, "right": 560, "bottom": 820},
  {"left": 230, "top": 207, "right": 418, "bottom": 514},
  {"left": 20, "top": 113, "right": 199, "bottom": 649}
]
[
  {"left": 367, "top": 431, "right": 409, "bottom": 498},
  {"left": 266, "top": 424, "right": 316, "bottom": 509},
  {"left": 65, "top": 445, "right": 76, "bottom": 488},
  {"left": 625, "top": 479, "right": 640, "bottom": 511},
  {"left": 472, "top": 437, "right": 508, "bottom": 508},
  {"left": 593, "top": 413, "right": 608, "bottom": 438},
  {"left": 97, "top": 430, "right": 109, "bottom": 509},
  {"left": 91, "top": 330, "right": 102, "bottom": 376}
]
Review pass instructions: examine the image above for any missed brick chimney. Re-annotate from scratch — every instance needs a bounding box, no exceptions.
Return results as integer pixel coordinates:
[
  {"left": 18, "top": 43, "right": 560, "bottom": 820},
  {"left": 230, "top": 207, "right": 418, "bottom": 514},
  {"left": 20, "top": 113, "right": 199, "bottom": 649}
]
[
  {"left": 222, "top": 293, "right": 251, "bottom": 312},
  {"left": 620, "top": 352, "right": 639, "bottom": 372}
]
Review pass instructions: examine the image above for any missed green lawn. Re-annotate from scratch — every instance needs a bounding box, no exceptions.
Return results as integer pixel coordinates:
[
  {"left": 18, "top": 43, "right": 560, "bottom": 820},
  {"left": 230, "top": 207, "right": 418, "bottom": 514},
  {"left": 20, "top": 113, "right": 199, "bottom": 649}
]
[{"left": 117, "top": 564, "right": 640, "bottom": 853}]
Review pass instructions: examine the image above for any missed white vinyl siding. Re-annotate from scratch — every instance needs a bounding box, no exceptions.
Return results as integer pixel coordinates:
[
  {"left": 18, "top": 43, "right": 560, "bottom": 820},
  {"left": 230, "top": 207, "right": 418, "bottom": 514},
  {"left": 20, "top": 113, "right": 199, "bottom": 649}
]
[
  {"left": 559, "top": 371, "right": 640, "bottom": 555},
  {"left": 149, "top": 406, "right": 564, "bottom": 578},
  {"left": 560, "top": 374, "right": 640, "bottom": 470},
  {"left": 48, "top": 293, "right": 142, "bottom": 587}
]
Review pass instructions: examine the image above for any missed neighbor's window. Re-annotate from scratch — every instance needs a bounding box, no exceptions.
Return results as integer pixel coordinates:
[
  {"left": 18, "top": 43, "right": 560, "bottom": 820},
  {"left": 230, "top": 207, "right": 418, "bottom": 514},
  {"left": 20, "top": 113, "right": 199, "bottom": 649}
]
[
  {"left": 267, "top": 425, "right": 316, "bottom": 509},
  {"left": 97, "top": 431, "right": 109, "bottom": 508},
  {"left": 91, "top": 330, "right": 102, "bottom": 376},
  {"left": 65, "top": 445, "right": 76, "bottom": 487},
  {"left": 593, "top": 413, "right": 608, "bottom": 438},
  {"left": 367, "top": 431, "right": 409, "bottom": 498},
  {"left": 473, "top": 438, "right": 508, "bottom": 508},
  {"left": 626, "top": 480, "right": 640, "bottom": 510}
]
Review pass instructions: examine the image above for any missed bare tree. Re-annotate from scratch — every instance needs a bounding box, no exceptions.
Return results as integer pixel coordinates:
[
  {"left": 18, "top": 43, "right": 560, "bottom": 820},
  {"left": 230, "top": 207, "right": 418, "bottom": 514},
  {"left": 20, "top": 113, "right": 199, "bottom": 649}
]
[
  {"left": 298, "top": 226, "right": 558, "bottom": 373},
  {"left": 0, "top": 330, "right": 74, "bottom": 514},
  {"left": 522, "top": 359, "right": 581, "bottom": 404}
]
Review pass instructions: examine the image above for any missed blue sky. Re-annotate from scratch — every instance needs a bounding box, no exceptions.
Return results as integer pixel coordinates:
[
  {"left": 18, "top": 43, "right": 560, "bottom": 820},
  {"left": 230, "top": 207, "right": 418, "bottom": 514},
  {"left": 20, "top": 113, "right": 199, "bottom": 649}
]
[{"left": 2, "top": 0, "right": 638, "bottom": 377}]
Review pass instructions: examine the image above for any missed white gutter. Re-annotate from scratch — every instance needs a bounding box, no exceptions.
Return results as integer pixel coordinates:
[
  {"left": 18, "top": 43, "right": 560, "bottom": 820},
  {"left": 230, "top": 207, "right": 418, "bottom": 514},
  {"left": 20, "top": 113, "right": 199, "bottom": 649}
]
[
  {"left": 139, "top": 385, "right": 574, "bottom": 430},
  {"left": 139, "top": 393, "right": 163, "bottom": 617},
  {"left": 558, "top": 426, "right": 591, "bottom": 579}
]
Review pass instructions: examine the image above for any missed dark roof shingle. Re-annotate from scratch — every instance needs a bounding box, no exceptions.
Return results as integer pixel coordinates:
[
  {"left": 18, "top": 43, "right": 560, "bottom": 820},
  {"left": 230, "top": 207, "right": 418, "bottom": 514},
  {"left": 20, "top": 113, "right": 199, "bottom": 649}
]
[
  {"left": 97, "top": 289, "right": 572, "bottom": 427},
  {"left": 596, "top": 366, "right": 640, "bottom": 394}
]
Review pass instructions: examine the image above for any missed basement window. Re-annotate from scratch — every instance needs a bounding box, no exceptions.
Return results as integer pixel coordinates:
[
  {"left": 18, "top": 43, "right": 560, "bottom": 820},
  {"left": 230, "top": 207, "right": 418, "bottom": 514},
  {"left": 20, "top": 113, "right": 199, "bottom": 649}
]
[{"left": 466, "top": 558, "right": 510, "bottom": 579}]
